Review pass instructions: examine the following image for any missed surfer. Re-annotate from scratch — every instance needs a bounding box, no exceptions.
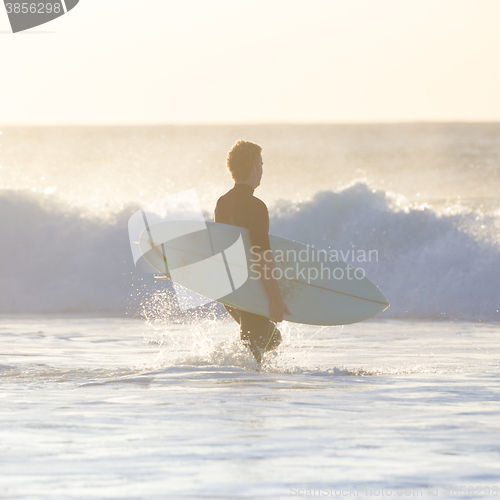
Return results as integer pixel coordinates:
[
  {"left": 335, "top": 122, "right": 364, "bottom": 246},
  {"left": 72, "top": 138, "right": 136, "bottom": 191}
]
[{"left": 214, "top": 140, "right": 291, "bottom": 364}]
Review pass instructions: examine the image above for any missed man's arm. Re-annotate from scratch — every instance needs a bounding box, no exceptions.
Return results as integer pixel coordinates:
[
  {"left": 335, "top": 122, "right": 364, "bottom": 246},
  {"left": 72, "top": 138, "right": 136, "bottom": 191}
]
[{"left": 253, "top": 249, "right": 291, "bottom": 322}]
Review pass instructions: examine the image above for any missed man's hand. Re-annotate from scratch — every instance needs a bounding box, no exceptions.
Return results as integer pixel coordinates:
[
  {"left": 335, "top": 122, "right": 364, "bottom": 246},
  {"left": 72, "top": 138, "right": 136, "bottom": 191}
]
[{"left": 269, "top": 298, "right": 291, "bottom": 323}]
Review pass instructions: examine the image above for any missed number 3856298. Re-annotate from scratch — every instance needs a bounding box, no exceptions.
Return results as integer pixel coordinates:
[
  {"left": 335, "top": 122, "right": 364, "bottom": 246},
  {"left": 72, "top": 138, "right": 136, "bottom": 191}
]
[{"left": 5, "top": 3, "right": 62, "bottom": 14}]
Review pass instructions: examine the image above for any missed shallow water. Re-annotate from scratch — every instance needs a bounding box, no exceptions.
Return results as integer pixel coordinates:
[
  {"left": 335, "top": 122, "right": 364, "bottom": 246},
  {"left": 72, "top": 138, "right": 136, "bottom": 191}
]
[{"left": 1, "top": 316, "right": 499, "bottom": 499}]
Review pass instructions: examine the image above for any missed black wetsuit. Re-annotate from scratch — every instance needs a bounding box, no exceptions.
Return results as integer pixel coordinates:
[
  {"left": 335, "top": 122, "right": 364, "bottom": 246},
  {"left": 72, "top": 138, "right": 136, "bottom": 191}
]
[{"left": 214, "top": 183, "right": 282, "bottom": 362}]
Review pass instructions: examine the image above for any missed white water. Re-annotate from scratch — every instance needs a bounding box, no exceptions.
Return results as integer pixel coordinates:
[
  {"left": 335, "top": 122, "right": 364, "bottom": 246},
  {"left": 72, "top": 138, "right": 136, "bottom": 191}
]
[{"left": 1, "top": 181, "right": 498, "bottom": 321}]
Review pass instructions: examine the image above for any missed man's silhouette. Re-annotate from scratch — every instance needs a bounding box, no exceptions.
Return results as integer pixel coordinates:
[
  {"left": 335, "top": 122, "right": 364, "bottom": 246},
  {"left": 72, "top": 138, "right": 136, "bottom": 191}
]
[{"left": 214, "top": 140, "right": 290, "bottom": 363}]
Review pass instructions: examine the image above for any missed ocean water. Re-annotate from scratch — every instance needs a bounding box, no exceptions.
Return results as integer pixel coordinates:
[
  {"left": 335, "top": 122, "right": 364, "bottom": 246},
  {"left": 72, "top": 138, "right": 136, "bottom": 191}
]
[{"left": 1, "top": 124, "right": 499, "bottom": 498}]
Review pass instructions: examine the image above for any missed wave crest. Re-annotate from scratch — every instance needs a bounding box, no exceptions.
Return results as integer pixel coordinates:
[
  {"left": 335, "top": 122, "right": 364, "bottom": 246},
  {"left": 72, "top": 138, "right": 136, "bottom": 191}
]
[{"left": 1, "top": 184, "right": 498, "bottom": 321}]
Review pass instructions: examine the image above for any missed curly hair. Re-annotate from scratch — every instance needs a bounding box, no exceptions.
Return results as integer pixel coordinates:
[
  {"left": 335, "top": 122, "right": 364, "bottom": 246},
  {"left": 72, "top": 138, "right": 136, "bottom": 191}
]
[{"left": 226, "top": 140, "right": 262, "bottom": 182}]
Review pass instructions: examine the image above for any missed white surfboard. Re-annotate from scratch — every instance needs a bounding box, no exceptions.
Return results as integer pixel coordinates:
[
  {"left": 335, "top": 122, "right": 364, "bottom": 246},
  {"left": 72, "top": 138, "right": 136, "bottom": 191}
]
[{"left": 139, "top": 220, "right": 389, "bottom": 326}]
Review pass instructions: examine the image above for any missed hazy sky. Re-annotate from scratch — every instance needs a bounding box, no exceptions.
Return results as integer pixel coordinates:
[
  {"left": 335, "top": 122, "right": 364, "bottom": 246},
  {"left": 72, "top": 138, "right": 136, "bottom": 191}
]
[{"left": 1, "top": 0, "right": 499, "bottom": 124}]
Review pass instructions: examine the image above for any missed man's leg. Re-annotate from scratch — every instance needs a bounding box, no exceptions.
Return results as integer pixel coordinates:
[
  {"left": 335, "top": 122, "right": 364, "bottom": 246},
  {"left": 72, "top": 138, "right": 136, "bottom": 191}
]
[
  {"left": 239, "top": 310, "right": 282, "bottom": 363},
  {"left": 225, "top": 305, "right": 282, "bottom": 362},
  {"left": 224, "top": 305, "right": 241, "bottom": 324}
]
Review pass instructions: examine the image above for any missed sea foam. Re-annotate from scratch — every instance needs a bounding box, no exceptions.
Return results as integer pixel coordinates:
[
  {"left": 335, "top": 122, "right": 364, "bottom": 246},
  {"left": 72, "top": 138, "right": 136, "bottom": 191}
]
[{"left": 1, "top": 183, "right": 498, "bottom": 321}]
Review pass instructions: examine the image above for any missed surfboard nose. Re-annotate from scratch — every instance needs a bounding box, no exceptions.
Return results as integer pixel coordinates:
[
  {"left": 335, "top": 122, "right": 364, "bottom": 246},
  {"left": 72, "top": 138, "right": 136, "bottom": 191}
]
[{"left": 363, "top": 279, "right": 390, "bottom": 314}]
